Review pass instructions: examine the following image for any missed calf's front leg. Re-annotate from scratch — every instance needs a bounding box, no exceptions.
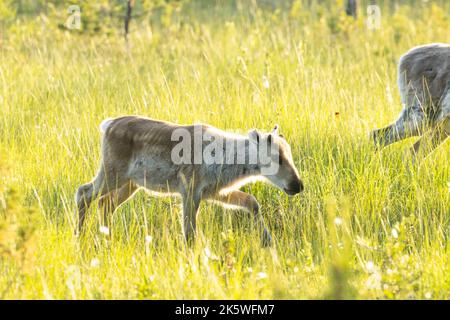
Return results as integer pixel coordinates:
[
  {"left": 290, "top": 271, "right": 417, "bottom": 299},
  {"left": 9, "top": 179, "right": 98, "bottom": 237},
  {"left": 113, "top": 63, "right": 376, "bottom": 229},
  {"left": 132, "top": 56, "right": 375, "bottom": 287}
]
[
  {"left": 212, "top": 191, "right": 273, "bottom": 247},
  {"left": 182, "top": 192, "right": 201, "bottom": 245}
]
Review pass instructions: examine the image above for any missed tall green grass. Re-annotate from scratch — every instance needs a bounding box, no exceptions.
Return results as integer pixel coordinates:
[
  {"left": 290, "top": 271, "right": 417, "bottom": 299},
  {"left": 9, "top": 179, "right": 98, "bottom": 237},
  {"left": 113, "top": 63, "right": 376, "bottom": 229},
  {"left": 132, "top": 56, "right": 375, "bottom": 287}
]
[{"left": 0, "top": 1, "right": 449, "bottom": 299}]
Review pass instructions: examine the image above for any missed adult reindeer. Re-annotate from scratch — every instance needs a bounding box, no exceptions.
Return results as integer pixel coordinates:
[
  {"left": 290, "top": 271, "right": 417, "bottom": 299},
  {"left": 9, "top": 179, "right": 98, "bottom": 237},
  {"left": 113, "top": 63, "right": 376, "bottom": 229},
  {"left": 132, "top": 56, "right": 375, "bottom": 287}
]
[{"left": 372, "top": 43, "right": 450, "bottom": 160}]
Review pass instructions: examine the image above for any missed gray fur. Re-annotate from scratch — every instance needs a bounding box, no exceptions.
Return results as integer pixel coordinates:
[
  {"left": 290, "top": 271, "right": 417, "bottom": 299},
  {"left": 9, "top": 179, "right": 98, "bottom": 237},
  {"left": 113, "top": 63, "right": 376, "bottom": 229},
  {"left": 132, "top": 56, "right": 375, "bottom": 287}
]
[
  {"left": 75, "top": 116, "right": 303, "bottom": 247},
  {"left": 372, "top": 43, "right": 450, "bottom": 159}
]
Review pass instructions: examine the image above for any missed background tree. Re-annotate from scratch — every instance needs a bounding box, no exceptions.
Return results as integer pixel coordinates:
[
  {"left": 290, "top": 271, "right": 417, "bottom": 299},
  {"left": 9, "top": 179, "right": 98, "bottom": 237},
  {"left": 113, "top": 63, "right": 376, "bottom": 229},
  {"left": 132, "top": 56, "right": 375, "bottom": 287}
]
[{"left": 345, "top": 0, "right": 357, "bottom": 18}]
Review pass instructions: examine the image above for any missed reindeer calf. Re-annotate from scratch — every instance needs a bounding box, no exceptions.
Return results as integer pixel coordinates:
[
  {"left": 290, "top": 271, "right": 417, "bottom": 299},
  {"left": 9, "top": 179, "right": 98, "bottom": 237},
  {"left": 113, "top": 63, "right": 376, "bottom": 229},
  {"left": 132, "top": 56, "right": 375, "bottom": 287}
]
[
  {"left": 372, "top": 43, "right": 450, "bottom": 160},
  {"left": 75, "top": 116, "right": 303, "bottom": 246}
]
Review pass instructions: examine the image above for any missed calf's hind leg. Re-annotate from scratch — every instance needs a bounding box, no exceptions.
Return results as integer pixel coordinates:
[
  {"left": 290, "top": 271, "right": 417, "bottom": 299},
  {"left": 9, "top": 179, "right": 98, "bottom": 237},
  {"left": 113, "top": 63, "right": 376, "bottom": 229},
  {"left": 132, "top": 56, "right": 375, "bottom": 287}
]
[
  {"left": 75, "top": 169, "right": 108, "bottom": 235},
  {"left": 75, "top": 167, "right": 127, "bottom": 234},
  {"left": 98, "top": 181, "right": 139, "bottom": 227}
]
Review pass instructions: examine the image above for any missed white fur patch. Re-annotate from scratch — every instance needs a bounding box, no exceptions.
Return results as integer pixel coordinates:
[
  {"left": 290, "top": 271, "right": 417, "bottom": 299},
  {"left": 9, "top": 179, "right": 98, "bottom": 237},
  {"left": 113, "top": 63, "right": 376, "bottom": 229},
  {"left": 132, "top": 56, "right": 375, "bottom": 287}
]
[{"left": 99, "top": 118, "right": 114, "bottom": 133}]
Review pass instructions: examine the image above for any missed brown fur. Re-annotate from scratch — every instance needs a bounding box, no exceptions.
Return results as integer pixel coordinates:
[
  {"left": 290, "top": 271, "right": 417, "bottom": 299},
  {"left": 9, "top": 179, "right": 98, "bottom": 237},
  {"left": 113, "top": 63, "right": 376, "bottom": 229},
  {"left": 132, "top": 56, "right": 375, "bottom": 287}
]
[{"left": 75, "top": 116, "right": 303, "bottom": 246}]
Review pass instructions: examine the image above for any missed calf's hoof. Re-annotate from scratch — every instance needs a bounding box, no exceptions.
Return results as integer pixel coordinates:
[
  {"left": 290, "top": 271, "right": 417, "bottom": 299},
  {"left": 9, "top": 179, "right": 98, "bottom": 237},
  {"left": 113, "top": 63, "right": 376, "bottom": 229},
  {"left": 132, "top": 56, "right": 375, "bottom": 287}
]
[
  {"left": 261, "top": 229, "right": 273, "bottom": 247},
  {"left": 184, "top": 233, "right": 196, "bottom": 247}
]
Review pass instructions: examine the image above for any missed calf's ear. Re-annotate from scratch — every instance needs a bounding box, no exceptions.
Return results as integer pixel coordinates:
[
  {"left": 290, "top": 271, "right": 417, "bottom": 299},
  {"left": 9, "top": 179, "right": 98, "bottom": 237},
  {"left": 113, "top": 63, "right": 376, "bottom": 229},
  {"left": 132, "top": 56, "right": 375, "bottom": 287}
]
[
  {"left": 248, "top": 129, "right": 260, "bottom": 144},
  {"left": 272, "top": 125, "right": 279, "bottom": 135}
]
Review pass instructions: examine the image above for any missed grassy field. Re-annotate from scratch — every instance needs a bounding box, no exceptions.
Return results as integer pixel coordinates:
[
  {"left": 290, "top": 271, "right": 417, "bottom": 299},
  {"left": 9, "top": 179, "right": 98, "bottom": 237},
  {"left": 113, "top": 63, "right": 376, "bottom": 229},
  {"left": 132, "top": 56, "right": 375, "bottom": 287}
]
[{"left": 0, "top": 0, "right": 449, "bottom": 299}]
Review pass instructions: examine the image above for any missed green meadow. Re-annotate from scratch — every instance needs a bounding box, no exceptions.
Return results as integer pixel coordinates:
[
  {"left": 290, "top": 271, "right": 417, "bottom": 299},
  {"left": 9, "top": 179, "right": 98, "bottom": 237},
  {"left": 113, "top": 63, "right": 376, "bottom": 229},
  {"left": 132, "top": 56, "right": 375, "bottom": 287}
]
[{"left": 0, "top": 0, "right": 449, "bottom": 299}]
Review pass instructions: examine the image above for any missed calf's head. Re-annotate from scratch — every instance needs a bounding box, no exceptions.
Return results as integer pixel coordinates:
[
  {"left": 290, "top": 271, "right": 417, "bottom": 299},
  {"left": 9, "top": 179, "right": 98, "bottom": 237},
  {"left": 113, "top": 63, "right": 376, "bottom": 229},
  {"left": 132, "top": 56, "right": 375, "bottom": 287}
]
[{"left": 249, "top": 125, "right": 303, "bottom": 195}]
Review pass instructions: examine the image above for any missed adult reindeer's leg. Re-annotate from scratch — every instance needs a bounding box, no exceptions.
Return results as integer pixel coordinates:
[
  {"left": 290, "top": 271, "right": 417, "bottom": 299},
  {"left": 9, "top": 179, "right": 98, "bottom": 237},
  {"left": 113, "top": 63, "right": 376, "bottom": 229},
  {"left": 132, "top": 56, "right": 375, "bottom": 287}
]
[
  {"left": 411, "top": 119, "right": 450, "bottom": 161},
  {"left": 212, "top": 191, "right": 272, "bottom": 247},
  {"left": 372, "top": 105, "right": 425, "bottom": 148},
  {"left": 98, "top": 181, "right": 139, "bottom": 227}
]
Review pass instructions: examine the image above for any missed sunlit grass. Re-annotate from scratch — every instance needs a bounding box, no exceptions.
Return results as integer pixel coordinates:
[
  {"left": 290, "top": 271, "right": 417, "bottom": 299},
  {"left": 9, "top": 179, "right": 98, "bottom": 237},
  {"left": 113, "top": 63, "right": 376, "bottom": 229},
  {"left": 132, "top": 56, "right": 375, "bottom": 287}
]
[{"left": 0, "top": 1, "right": 449, "bottom": 299}]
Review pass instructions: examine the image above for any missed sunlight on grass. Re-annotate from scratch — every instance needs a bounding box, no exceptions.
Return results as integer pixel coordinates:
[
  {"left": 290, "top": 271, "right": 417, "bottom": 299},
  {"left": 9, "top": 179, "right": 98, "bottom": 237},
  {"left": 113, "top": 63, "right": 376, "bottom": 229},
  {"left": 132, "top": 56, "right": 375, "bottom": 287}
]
[{"left": 0, "top": 1, "right": 449, "bottom": 299}]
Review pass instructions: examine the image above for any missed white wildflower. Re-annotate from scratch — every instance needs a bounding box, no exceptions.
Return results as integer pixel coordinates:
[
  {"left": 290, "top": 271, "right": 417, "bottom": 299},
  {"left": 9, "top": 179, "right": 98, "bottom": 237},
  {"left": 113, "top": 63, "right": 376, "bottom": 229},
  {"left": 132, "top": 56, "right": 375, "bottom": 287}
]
[
  {"left": 178, "top": 265, "right": 185, "bottom": 280},
  {"left": 90, "top": 258, "right": 100, "bottom": 268},
  {"left": 366, "top": 261, "right": 375, "bottom": 273},
  {"left": 391, "top": 228, "right": 399, "bottom": 239},
  {"left": 256, "top": 272, "right": 268, "bottom": 280},
  {"left": 99, "top": 226, "right": 110, "bottom": 236},
  {"left": 65, "top": 265, "right": 81, "bottom": 298},
  {"left": 262, "top": 76, "right": 270, "bottom": 89},
  {"left": 252, "top": 91, "right": 261, "bottom": 105},
  {"left": 366, "top": 272, "right": 381, "bottom": 290},
  {"left": 386, "top": 85, "right": 394, "bottom": 105}
]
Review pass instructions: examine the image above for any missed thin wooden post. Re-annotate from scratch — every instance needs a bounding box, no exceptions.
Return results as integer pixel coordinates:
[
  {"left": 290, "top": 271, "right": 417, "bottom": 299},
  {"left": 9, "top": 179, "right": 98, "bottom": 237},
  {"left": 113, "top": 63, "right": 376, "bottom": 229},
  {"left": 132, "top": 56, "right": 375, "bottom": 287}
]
[
  {"left": 345, "top": 0, "right": 358, "bottom": 18},
  {"left": 124, "top": 0, "right": 134, "bottom": 40}
]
